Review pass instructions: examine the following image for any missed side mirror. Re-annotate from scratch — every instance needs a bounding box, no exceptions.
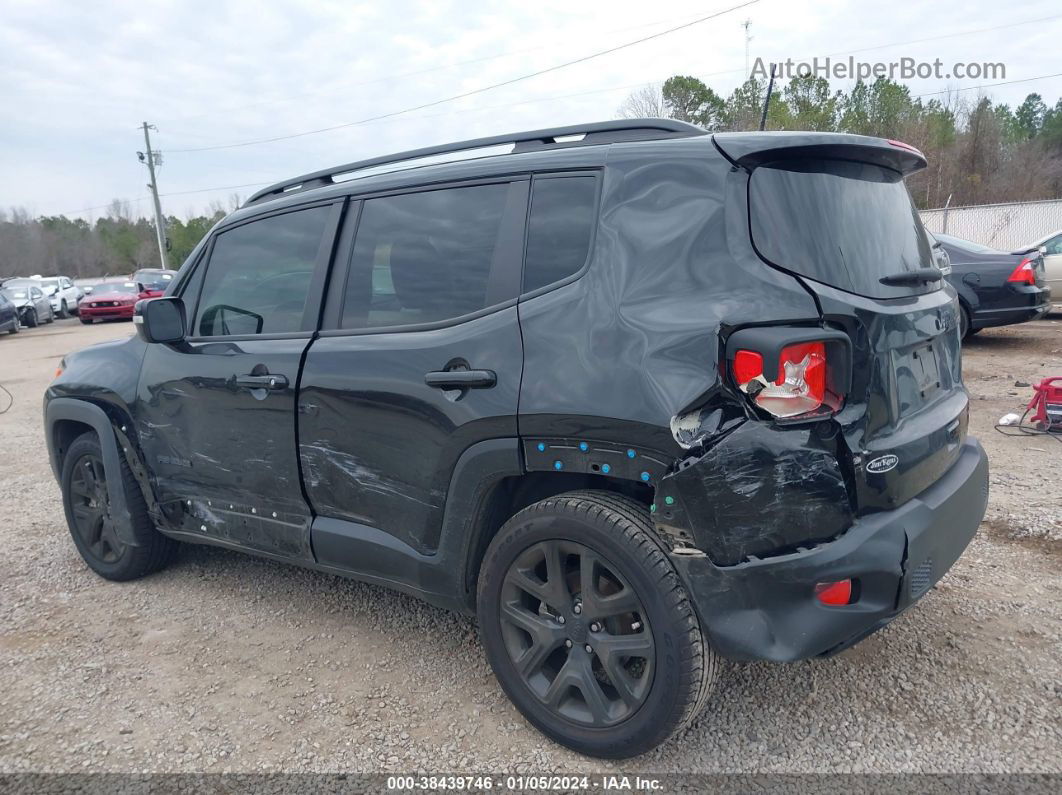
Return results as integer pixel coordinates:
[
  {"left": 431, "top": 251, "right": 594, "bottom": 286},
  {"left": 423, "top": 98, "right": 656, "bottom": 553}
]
[{"left": 134, "top": 296, "right": 185, "bottom": 344}]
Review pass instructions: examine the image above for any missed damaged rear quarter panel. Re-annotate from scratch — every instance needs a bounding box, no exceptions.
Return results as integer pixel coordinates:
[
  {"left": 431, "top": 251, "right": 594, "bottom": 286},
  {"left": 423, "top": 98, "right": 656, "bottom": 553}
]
[
  {"left": 517, "top": 137, "right": 846, "bottom": 562},
  {"left": 659, "top": 422, "right": 854, "bottom": 566}
]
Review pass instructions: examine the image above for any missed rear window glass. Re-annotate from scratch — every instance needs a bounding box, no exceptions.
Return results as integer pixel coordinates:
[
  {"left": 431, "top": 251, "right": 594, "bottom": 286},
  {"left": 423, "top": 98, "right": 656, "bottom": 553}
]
[
  {"left": 750, "top": 158, "right": 934, "bottom": 299},
  {"left": 933, "top": 233, "right": 1004, "bottom": 254},
  {"left": 522, "top": 176, "right": 597, "bottom": 293}
]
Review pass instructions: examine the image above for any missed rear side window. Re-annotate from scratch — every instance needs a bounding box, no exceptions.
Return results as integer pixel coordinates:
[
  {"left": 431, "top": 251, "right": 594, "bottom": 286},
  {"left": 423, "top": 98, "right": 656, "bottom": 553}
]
[
  {"left": 341, "top": 183, "right": 509, "bottom": 329},
  {"left": 193, "top": 206, "right": 330, "bottom": 337},
  {"left": 522, "top": 176, "right": 596, "bottom": 293},
  {"left": 750, "top": 158, "right": 933, "bottom": 299}
]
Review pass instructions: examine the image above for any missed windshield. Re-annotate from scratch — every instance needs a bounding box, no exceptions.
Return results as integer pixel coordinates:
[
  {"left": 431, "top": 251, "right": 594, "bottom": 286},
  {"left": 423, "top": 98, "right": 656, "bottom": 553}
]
[
  {"left": 96, "top": 282, "right": 140, "bottom": 294},
  {"left": 749, "top": 158, "right": 934, "bottom": 299},
  {"left": 39, "top": 278, "right": 59, "bottom": 291},
  {"left": 134, "top": 271, "right": 174, "bottom": 290},
  {"left": 1, "top": 288, "right": 28, "bottom": 300}
]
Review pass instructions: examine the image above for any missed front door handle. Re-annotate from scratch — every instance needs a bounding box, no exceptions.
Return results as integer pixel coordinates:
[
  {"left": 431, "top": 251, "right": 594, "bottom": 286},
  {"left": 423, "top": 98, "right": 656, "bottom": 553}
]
[
  {"left": 424, "top": 369, "right": 496, "bottom": 389},
  {"left": 235, "top": 373, "right": 289, "bottom": 391}
]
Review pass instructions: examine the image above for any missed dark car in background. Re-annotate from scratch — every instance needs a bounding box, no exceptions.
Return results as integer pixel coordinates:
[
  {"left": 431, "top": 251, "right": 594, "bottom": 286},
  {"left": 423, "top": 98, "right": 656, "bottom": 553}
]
[
  {"left": 0, "top": 280, "right": 55, "bottom": 327},
  {"left": 933, "top": 232, "right": 1052, "bottom": 338},
  {"left": 131, "top": 268, "right": 178, "bottom": 296},
  {"left": 0, "top": 291, "right": 21, "bottom": 334},
  {"left": 78, "top": 281, "right": 156, "bottom": 324}
]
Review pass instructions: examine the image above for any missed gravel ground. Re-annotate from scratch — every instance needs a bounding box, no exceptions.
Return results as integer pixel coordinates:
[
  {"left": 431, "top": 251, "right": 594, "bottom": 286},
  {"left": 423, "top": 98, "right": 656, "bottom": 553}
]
[{"left": 0, "top": 315, "right": 1059, "bottom": 776}]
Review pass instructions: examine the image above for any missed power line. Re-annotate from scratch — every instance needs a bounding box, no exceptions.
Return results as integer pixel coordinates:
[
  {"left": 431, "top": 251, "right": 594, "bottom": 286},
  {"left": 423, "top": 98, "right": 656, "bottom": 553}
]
[
  {"left": 168, "top": 0, "right": 760, "bottom": 153},
  {"left": 42, "top": 14, "right": 1062, "bottom": 217},
  {"left": 157, "top": 9, "right": 747, "bottom": 129},
  {"left": 914, "top": 72, "right": 1062, "bottom": 98},
  {"left": 167, "top": 9, "right": 1059, "bottom": 154},
  {"left": 53, "top": 183, "right": 271, "bottom": 218},
  {"left": 43, "top": 65, "right": 1062, "bottom": 218}
]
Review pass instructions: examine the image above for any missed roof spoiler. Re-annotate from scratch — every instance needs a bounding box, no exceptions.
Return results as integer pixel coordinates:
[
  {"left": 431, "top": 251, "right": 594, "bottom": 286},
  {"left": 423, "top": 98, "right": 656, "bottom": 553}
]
[{"left": 713, "top": 131, "right": 928, "bottom": 175}]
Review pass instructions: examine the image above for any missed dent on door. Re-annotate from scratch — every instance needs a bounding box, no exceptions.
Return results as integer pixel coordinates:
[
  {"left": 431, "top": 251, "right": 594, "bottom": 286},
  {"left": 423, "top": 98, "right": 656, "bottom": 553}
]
[{"left": 135, "top": 337, "right": 314, "bottom": 559}]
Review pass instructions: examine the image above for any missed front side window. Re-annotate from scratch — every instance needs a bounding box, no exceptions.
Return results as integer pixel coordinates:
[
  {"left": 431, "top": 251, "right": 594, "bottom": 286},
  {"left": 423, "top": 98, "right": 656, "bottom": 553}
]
[
  {"left": 193, "top": 206, "right": 329, "bottom": 337},
  {"left": 341, "top": 183, "right": 509, "bottom": 329},
  {"left": 522, "top": 176, "right": 597, "bottom": 293}
]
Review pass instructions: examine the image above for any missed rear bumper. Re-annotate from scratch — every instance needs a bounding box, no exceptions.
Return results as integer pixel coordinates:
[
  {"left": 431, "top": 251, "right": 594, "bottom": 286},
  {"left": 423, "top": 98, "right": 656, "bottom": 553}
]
[
  {"left": 671, "top": 437, "right": 989, "bottom": 661},
  {"left": 971, "top": 289, "right": 1051, "bottom": 329}
]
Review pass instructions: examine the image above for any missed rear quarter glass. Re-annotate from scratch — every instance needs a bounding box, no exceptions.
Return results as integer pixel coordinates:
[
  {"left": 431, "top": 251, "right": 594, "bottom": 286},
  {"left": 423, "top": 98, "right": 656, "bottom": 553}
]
[{"left": 749, "top": 158, "right": 936, "bottom": 300}]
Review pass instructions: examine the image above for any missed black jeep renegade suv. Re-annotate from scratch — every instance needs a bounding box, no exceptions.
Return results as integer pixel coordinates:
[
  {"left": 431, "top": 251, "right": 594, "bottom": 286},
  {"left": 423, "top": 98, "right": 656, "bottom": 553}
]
[{"left": 45, "top": 120, "right": 989, "bottom": 758}]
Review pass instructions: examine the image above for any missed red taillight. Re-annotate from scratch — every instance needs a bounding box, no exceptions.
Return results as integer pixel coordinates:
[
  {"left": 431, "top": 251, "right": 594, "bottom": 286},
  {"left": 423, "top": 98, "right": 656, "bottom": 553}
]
[
  {"left": 1007, "top": 257, "right": 1037, "bottom": 285},
  {"left": 731, "top": 341, "right": 841, "bottom": 419},
  {"left": 814, "top": 579, "right": 853, "bottom": 606},
  {"left": 732, "top": 350, "right": 764, "bottom": 384}
]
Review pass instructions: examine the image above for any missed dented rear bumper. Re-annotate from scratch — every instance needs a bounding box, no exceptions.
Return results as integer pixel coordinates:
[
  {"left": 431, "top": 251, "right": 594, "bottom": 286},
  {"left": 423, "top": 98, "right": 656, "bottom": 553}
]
[{"left": 669, "top": 437, "right": 988, "bottom": 662}]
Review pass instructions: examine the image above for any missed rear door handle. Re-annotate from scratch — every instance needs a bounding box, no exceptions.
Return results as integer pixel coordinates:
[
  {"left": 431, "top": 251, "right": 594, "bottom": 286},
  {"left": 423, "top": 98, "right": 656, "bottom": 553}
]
[
  {"left": 424, "top": 369, "right": 496, "bottom": 389},
  {"left": 235, "top": 373, "right": 289, "bottom": 390}
]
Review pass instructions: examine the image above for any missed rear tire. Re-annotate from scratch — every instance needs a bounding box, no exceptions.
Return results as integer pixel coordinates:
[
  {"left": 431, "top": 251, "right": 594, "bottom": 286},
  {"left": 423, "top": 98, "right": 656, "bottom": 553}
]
[
  {"left": 61, "top": 431, "right": 178, "bottom": 581},
  {"left": 477, "top": 491, "right": 716, "bottom": 758},
  {"left": 7, "top": 316, "right": 19, "bottom": 334}
]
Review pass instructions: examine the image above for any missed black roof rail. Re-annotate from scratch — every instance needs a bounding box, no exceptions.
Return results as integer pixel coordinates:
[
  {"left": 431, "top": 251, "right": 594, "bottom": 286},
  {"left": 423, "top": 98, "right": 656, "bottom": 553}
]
[{"left": 243, "top": 119, "right": 705, "bottom": 207}]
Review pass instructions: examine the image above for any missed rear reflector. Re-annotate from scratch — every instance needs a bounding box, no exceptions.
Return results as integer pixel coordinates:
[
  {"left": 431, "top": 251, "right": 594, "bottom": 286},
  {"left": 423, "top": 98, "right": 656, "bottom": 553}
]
[
  {"left": 814, "top": 579, "right": 853, "bottom": 606},
  {"left": 1007, "top": 257, "right": 1037, "bottom": 285}
]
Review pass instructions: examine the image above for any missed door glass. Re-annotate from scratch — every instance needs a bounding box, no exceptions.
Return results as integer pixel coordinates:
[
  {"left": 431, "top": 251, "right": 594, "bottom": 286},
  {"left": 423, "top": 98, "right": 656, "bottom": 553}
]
[
  {"left": 194, "top": 206, "right": 330, "bottom": 337},
  {"left": 523, "top": 176, "right": 597, "bottom": 293},
  {"left": 341, "top": 183, "right": 509, "bottom": 329}
]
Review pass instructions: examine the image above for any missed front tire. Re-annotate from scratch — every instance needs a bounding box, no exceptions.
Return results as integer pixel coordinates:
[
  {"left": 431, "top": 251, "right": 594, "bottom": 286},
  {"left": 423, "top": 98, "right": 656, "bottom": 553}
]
[
  {"left": 58, "top": 300, "right": 69, "bottom": 318},
  {"left": 61, "top": 432, "right": 178, "bottom": 581},
  {"left": 477, "top": 491, "right": 716, "bottom": 758},
  {"left": 80, "top": 316, "right": 93, "bottom": 325},
  {"left": 7, "top": 315, "right": 19, "bottom": 334},
  {"left": 24, "top": 309, "right": 38, "bottom": 328}
]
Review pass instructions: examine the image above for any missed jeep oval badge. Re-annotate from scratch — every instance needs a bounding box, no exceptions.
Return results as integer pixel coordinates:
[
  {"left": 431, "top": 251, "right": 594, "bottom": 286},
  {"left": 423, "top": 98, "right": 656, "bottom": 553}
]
[{"left": 867, "top": 454, "right": 899, "bottom": 474}]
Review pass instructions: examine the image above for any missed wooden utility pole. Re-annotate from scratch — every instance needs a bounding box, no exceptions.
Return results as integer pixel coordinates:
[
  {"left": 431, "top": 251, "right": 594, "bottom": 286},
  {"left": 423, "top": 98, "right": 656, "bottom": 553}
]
[{"left": 139, "top": 122, "right": 168, "bottom": 269}]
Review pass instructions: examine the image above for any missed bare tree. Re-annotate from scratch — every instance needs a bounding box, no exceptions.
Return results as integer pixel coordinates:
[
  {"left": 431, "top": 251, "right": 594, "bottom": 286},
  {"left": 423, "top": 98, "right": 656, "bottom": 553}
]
[{"left": 617, "top": 84, "right": 668, "bottom": 119}]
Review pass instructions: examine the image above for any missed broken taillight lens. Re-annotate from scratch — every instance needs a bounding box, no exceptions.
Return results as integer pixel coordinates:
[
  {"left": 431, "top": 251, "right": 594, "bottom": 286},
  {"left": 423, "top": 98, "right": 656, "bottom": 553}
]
[
  {"left": 1007, "top": 257, "right": 1037, "bottom": 285},
  {"left": 731, "top": 341, "right": 842, "bottom": 419}
]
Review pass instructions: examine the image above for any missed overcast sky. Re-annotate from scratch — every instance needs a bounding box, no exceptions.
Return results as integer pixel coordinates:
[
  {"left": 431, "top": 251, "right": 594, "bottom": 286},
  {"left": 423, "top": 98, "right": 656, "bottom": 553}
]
[{"left": 2, "top": 0, "right": 1060, "bottom": 220}]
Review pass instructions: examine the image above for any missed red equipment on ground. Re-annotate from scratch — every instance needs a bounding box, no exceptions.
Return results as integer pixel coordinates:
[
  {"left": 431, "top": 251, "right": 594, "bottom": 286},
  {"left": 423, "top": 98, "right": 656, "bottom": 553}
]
[{"left": 1027, "top": 376, "right": 1062, "bottom": 432}]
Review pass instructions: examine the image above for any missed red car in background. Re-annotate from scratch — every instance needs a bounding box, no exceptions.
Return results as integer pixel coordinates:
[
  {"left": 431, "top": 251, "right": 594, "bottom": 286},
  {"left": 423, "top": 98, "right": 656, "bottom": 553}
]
[{"left": 79, "top": 281, "right": 159, "bottom": 324}]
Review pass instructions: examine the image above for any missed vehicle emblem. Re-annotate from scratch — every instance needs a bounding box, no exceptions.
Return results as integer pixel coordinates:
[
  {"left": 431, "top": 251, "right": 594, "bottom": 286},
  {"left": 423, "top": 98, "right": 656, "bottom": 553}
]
[{"left": 866, "top": 454, "right": 899, "bottom": 474}]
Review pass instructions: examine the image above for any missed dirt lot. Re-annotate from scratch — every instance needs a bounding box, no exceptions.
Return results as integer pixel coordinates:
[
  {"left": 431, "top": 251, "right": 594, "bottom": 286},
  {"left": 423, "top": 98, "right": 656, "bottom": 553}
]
[{"left": 0, "top": 315, "right": 1059, "bottom": 775}]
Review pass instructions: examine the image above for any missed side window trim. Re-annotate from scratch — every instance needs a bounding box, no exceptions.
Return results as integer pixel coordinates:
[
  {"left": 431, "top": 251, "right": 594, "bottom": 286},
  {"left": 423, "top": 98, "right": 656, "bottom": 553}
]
[
  {"left": 519, "top": 171, "right": 602, "bottom": 300},
  {"left": 184, "top": 200, "right": 344, "bottom": 341},
  {"left": 322, "top": 176, "right": 529, "bottom": 335},
  {"left": 178, "top": 236, "right": 215, "bottom": 332}
]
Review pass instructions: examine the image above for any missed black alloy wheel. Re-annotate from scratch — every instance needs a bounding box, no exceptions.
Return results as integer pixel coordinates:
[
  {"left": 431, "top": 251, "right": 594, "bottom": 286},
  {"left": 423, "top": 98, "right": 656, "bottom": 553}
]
[
  {"left": 68, "top": 452, "right": 125, "bottom": 564},
  {"left": 498, "top": 538, "right": 654, "bottom": 728}
]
